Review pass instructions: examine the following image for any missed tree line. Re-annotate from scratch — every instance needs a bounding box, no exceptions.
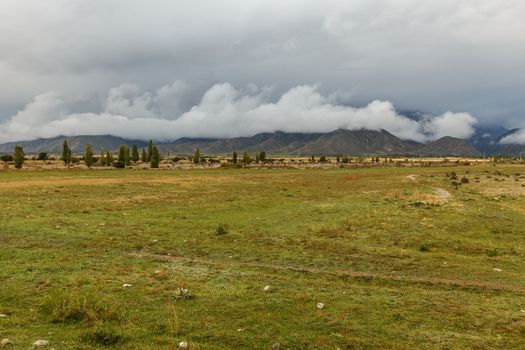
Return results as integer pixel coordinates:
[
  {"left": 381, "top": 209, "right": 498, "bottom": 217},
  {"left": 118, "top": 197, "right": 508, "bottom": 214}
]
[{"left": 2, "top": 140, "right": 162, "bottom": 169}]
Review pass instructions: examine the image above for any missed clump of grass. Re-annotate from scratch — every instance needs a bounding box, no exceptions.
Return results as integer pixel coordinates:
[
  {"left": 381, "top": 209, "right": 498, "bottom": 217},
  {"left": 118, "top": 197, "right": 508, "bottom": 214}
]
[
  {"left": 419, "top": 244, "right": 430, "bottom": 252},
  {"left": 82, "top": 321, "right": 126, "bottom": 346},
  {"left": 486, "top": 248, "right": 498, "bottom": 257},
  {"left": 461, "top": 176, "right": 470, "bottom": 184},
  {"left": 42, "top": 290, "right": 123, "bottom": 325},
  {"left": 215, "top": 224, "right": 228, "bottom": 235},
  {"left": 174, "top": 287, "right": 193, "bottom": 300}
]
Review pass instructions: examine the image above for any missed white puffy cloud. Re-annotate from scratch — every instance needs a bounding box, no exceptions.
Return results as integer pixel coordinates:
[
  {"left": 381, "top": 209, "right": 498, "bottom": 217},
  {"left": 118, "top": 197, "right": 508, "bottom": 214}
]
[
  {"left": 500, "top": 130, "right": 525, "bottom": 145},
  {"left": 0, "top": 82, "right": 479, "bottom": 144}
]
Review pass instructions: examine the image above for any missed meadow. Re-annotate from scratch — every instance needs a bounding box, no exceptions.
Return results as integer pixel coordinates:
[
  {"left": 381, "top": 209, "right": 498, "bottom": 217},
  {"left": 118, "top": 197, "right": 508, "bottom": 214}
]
[{"left": 0, "top": 165, "right": 524, "bottom": 349}]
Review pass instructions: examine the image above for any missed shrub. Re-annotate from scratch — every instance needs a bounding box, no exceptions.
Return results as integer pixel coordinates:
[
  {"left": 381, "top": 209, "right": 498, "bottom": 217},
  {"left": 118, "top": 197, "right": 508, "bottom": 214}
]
[
  {"left": 82, "top": 322, "right": 125, "bottom": 346},
  {"left": 0, "top": 155, "right": 13, "bottom": 162},
  {"left": 215, "top": 224, "right": 228, "bottom": 235},
  {"left": 419, "top": 244, "right": 430, "bottom": 252},
  {"left": 460, "top": 176, "right": 470, "bottom": 184}
]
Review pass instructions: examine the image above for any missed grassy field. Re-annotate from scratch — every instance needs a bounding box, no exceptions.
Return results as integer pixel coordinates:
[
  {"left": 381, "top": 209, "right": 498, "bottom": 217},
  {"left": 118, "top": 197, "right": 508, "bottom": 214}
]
[{"left": 1, "top": 165, "right": 525, "bottom": 349}]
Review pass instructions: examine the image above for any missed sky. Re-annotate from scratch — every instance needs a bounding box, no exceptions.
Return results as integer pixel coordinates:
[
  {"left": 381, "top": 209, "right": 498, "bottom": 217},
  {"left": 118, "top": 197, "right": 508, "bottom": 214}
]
[{"left": 0, "top": 0, "right": 524, "bottom": 143}]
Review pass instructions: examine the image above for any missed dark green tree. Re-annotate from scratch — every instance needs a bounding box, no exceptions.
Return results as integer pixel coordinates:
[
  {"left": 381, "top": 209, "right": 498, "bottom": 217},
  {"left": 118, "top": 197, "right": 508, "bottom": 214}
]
[
  {"left": 13, "top": 145, "right": 25, "bottom": 169},
  {"left": 116, "top": 145, "right": 128, "bottom": 168},
  {"left": 147, "top": 140, "right": 154, "bottom": 162},
  {"left": 151, "top": 146, "right": 160, "bottom": 168},
  {"left": 106, "top": 152, "right": 114, "bottom": 167},
  {"left": 62, "top": 140, "right": 72, "bottom": 166},
  {"left": 242, "top": 151, "right": 251, "bottom": 164},
  {"left": 193, "top": 148, "right": 200, "bottom": 164},
  {"left": 84, "top": 144, "right": 94, "bottom": 167},
  {"left": 37, "top": 152, "right": 48, "bottom": 161},
  {"left": 125, "top": 146, "right": 131, "bottom": 166},
  {"left": 319, "top": 155, "right": 327, "bottom": 163},
  {"left": 259, "top": 151, "right": 266, "bottom": 162},
  {"left": 131, "top": 145, "right": 139, "bottom": 163},
  {"left": 232, "top": 151, "right": 238, "bottom": 164},
  {"left": 100, "top": 151, "right": 106, "bottom": 166},
  {"left": 255, "top": 152, "right": 260, "bottom": 163},
  {"left": 141, "top": 149, "right": 147, "bottom": 162}
]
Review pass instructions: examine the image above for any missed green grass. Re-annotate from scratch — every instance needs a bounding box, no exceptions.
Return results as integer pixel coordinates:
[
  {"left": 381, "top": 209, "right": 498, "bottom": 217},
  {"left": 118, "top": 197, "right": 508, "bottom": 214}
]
[{"left": 1, "top": 166, "right": 525, "bottom": 349}]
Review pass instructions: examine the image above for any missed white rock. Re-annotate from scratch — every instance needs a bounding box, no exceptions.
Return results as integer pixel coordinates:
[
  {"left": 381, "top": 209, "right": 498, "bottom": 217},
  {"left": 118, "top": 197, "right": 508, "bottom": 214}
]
[
  {"left": 122, "top": 284, "right": 132, "bottom": 288},
  {"left": 493, "top": 268, "right": 502, "bottom": 272},
  {"left": 0, "top": 314, "right": 7, "bottom": 318},
  {"left": 271, "top": 343, "right": 280, "bottom": 350},
  {"left": 316, "top": 303, "right": 325, "bottom": 310},
  {"left": 178, "top": 341, "right": 188, "bottom": 349},
  {"left": 1, "top": 338, "right": 12, "bottom": 347},
  {"left": 263, "top": 285, "right": 271, "bottom": 292},
  {"left": 520, "top": 309, "right": 525, "bottom": 313},
  {"left": 32, "top": 340, "right": 49, "bottom": 348}
]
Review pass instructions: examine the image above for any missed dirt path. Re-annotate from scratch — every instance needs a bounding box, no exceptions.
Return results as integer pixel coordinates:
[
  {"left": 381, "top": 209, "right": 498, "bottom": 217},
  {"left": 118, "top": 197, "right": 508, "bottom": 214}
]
[{"left": 130, "top": 252, "right": 525, "bottom": 294}]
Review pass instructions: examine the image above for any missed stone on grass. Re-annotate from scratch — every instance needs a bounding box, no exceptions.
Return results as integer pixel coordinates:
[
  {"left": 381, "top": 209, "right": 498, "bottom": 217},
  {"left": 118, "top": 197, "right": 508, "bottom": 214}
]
[
  {"left": 122, "top": 284, "right": 132, "bottom": 288},
  {"left": 317, "top": 303, "right": 325, "bottom": 310},
  {"left": 0, "top": 314, "right": 7, "bottom": 318},
  {"left": 263, "top": 285, "right": 271, "bottom": 292},
  {"left": 1, "top": 339, "right": 12, "bottom": 347},
  {"left": 32, "top": 340, "right": 49, "bottom": 348},
  {"left": 178, "top": 341, "right": 188, "bottom": 349},
  {"left": 493, "top": 268, "right": 502, "bottom": 272},
  {"left": 271, "top": 343, "right": 280, "bottom": 350}
]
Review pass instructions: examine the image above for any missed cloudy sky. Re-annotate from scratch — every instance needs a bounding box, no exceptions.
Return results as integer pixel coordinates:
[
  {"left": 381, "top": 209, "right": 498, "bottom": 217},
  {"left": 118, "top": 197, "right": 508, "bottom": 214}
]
[{"left": 0, "top": 0, "right": 524, "bottom": 143}]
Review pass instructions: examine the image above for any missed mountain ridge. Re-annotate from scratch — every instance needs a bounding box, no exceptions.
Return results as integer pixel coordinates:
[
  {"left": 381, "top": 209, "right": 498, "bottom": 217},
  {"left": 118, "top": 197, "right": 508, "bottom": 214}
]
[{"left": 0, "top": 129, "right": 492, "bottom": 156}]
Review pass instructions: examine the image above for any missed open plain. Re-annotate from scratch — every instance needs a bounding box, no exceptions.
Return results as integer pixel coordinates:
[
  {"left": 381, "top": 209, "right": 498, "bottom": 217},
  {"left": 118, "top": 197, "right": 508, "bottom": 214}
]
[{"left": 1, "top": 165, "right": 525, "bottom": 349}]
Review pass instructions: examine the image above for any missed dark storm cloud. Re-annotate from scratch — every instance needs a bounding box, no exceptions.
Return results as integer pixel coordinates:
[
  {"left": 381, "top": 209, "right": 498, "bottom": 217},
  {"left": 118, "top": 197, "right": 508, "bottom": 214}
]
[{"left": 0, "top": 0, "right": 524, "bottom": 143}]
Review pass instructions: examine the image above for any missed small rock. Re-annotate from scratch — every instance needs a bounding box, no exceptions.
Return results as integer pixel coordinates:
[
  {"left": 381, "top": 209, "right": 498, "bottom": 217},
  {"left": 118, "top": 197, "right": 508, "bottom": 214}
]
[
  {"left": 263, "top": 285, "right": 271, "bottom": 292},
  {"left": 271, "top": 343, "right": 280, "bottom": 350},
  {"left": 178, "top": 341, "right": 188, "bottom": 349},
  {"left": 1, "top": 339, "right": 12, "bottom": 347},
  {"left": 0, "top": 314, "right": 8, "bottom": 318},
  {"left": 122, "top": 284, "right": 132, "bottom": 288},
  {"left": 54, "top": 225, "right": 61, "bottom": 229},
  {"left": 237, "top": 328, "right": 243, "bottom": 332},
  {"left": 520, "top": 309, "right": 525, "bottom": 313},
  {"left": 493, "top": 268, "right": 502, "bottom": 272},
  {"left": 316, "top": 303, "right": 325, "bottom": 310},
  {"left": 32, "top": 340, "right": 49, "bottom": 348}
]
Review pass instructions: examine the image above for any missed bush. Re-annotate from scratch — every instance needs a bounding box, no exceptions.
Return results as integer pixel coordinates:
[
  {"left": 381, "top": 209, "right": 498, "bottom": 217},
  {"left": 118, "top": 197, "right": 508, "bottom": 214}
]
[
  {"left": 419, "top": 244, "right": 430, "bottom": 252},
  {"left": 461, "top": 176, "right": 470, "bottom": 184},
  {"left": 82, "top": 322, "right": 125, "bottom": 346},
  {"left": 0, "top": 155, "right": 13, "bottom": 162},
  {"left": 215, "top": 224, "right": 228, "bottom": 235}
]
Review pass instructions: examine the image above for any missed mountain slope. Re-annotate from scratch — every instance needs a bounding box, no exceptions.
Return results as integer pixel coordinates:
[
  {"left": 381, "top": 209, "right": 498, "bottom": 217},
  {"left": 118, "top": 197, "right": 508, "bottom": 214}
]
[
  {"left": 0, "top": 135, "right": 149, "bottom": 154},
  {"left": 416, "top": 137, "right": 481, "bottom": 156}
]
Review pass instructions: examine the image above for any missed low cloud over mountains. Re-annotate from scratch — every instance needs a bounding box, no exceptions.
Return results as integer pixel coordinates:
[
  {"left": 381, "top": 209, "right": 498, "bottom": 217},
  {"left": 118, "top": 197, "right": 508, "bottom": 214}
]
[{"left": 0, "top": 82, "right": 479, "bottom": 144}]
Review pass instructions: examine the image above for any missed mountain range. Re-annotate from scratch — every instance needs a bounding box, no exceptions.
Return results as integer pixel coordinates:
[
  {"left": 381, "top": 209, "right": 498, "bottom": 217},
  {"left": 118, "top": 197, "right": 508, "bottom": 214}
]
[{"left": 3, "top": 127, "right": 523, "bottom": 157}]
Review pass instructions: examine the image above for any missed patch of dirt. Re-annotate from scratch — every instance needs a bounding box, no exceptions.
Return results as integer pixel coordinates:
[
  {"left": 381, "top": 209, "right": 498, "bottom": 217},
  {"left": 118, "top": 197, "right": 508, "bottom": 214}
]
[{"left": 406, "top": 175, "right": 417, "bottom": 182}]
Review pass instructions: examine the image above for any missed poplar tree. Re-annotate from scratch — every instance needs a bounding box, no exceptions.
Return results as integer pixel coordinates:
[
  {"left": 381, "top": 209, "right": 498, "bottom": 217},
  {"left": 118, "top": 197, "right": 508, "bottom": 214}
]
[
  {"left": 243, "top": 151, "right": 250, "bottom": 164},
  {"left": 131, "top": 145, "right": 139, "bottom": 163},
  {"left": 259, "top": 151, "right": 266, "bottom": 162},
  {"left": 232, "top": 151, "right": 238, "bottom": 164},
  {"left": 100, "top": 151, "right": 106, "bottom": 166},
  {"left": 125, "top": 146, "right": 131, "bottom": 166},
  {"left": 193, "top": 148, "right": 200, "bottom": 164},
  {"left": 13, "top": 145, "right": 25, "bottom": 169},
  {"left": 84, "top": 144, "right": 94, "bottom": 167},
  {"left": 106, "top": 152, "right": 114, "bottom": 167},
  {"left": 147, "top": 140, "right": 154, "bottom": 162},
  {"left": 151, "top": 146, "right": 160, "bottom": 168},
  {"left": 62, "top": 140, "right": 72, "bottom": 166},
  {"left": 141, "top": 149, "right": 147, "bottom": 162},
  {"left": 117, "top": 145, "right": 128, "bottom": 168}
]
